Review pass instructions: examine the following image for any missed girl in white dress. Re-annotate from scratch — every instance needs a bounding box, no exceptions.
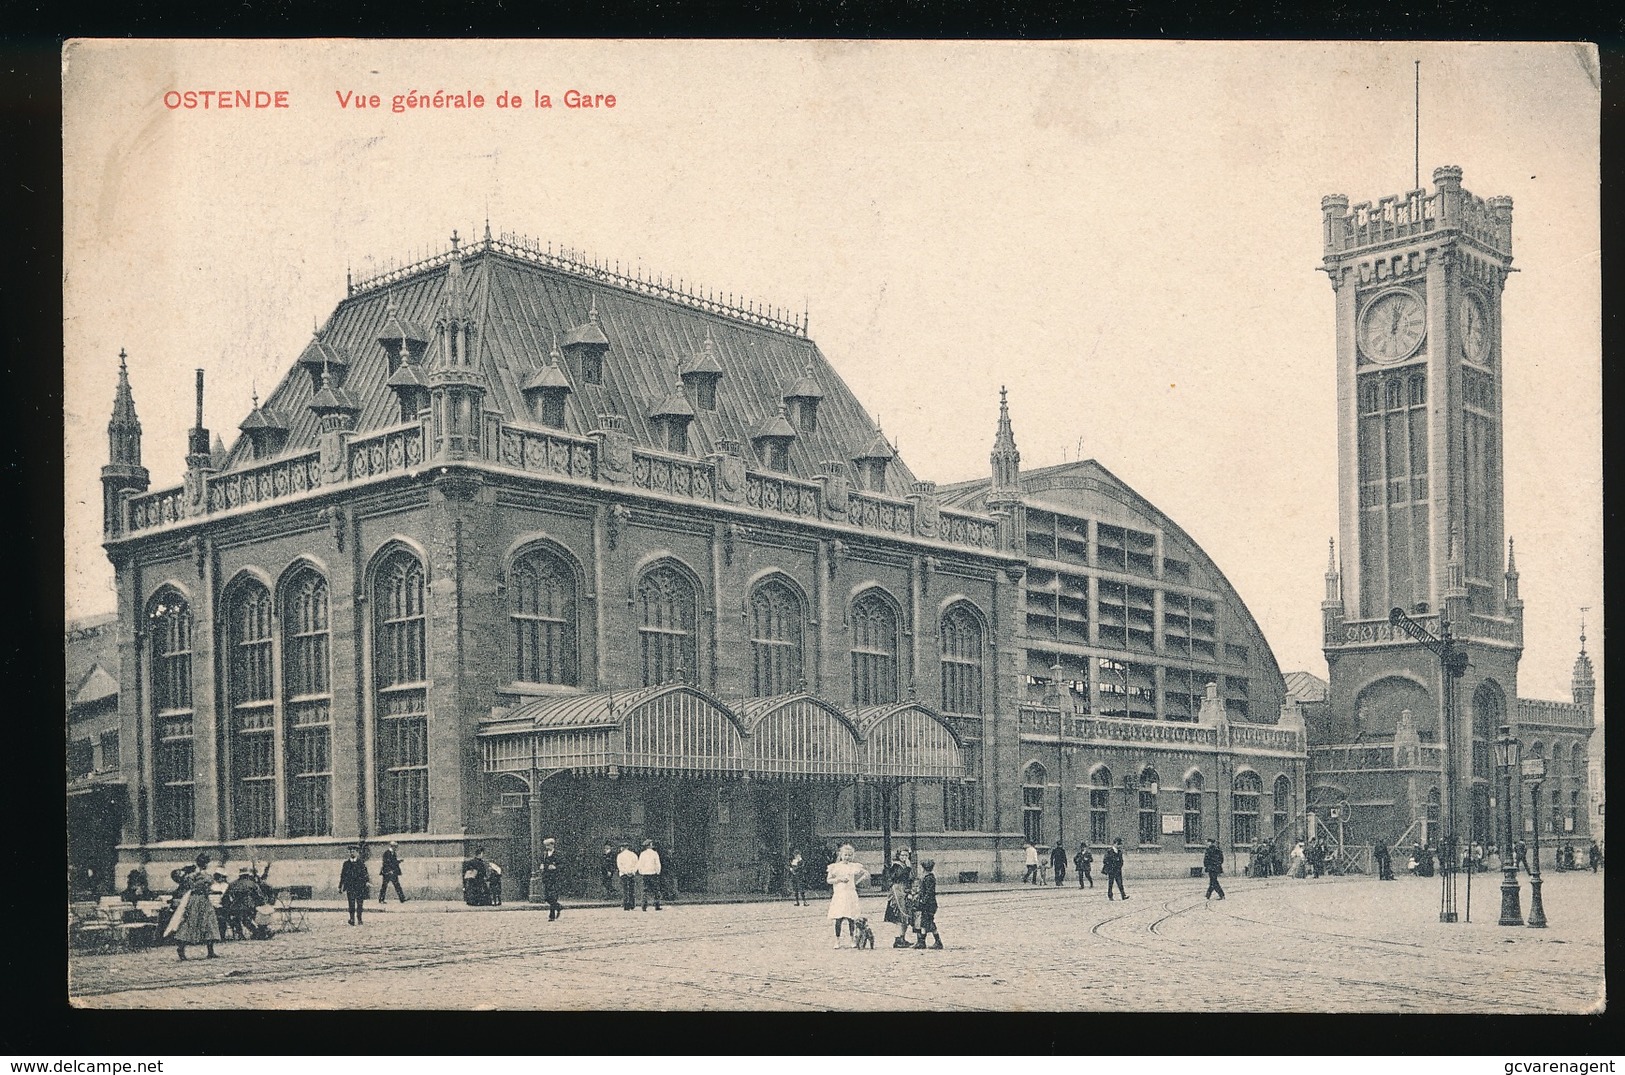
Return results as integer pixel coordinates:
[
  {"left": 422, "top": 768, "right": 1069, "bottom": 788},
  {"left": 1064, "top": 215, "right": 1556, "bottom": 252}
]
[{"left": 826, "top": 843, "right": 870, "bottom": 949}]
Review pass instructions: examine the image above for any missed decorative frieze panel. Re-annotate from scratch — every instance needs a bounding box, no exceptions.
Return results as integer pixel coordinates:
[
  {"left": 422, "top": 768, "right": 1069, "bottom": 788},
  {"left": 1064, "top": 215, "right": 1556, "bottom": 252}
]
[
  {"left": 940, "top": 510, "right": 999, "bottom": 549},
  {"left": 207, "top": 453, "right": 322, "bottom": 513},
  {"left": 848, "top": 492, "right": 915, "bottom": 535},
  {"left": 129, "top": 488, "right": 187, "bottom": 531},
  {"left": 1230, "top": 724, "right": 1303, "bottom": 754},
  {"left": 635, "top": 450, "right": 716, "bottom": 502},
  {"left": 498, "top": 425, "right": 594, "bottom": 480},
  {"left": 349, "top": 425, "right": 424, "bottom": 480},
  {"left": 745, "top": 473, "right": 821, "bottom": 519},
  {"left": 1329, "top": 614, "right": 1440, "bottom": 648},
  {"left": 1018, "top": 707, "right": 1219, "bottom": 748}
]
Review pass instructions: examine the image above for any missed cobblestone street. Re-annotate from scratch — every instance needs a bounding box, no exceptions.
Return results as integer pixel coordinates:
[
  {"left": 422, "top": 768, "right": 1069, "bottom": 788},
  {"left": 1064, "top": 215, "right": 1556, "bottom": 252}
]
[{"left": 68, "top": 870, "right": 1605, "bottom": 1013}]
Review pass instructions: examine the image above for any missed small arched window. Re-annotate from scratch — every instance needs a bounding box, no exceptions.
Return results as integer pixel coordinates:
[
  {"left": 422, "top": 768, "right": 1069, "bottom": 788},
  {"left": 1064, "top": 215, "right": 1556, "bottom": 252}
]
[
  {"left": 1138, "top": 767, "right": 1160, "bottom": 845},
  {"left": 1232, "top": 771, "right": 1262, "bottom": 846},
  {"left": 284, "top": 568, "right": 332, "bottom": 837},
  {"left": 1023, "top": 762, "right": 1047, "bottom": 846},
  {"left": 1408, "top": 373, "right": 1426, "bottom": 407},
  {"left": 940, "top": 603, "right": 984, "bottom": 715},
  {"left": 226, "top": 581, "right": 275, "bottom": 839},
  {"left": 511, "top": 546, "right": 578, "bottom": 686},
  {"left": 1184, "top": 772, "right": 1204, "bottom": 843},
  {"left": 638, "top": 563, "right": 698, "bottom": 687},
  {"left": 1089, "top": 766, "right": 1113, "bottom": 845},
  {"left": 1273, "top": 774, "right": 1292, "bottom": 841},
  {"left": 749, "top": 578, "right": 803, "bottom": 697},
  {"left": 850, "top": 591, "right": 900, "bottom": 706},
  {"left": 150, "top": 590, "right": 194, "bottom": 842}
]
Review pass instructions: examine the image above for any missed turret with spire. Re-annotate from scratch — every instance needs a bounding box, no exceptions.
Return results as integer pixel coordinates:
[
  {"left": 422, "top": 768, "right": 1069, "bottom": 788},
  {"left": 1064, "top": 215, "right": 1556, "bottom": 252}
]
[
  {"left": 426, "top": 230, "right": 491, "bottom": 459},
  {"left": 986, "top": 387, "right": 1024, "bottom": 553},
  {"left": 101, "top": 349, "right": 150, "bottom": 535},
  {"left": 1571, "top": 614, "right": 1595, "bottom": 714},
  {"left": 1443, "top": 523, "right": 1468, "bottom": 626},
  {"left": 1321, "top": 537, "right": 1345, "bottom": 643}
]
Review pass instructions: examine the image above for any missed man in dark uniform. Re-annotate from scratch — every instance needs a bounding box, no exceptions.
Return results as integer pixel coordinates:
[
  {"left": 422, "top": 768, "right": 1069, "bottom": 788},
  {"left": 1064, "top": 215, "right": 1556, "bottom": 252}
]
[
  {"left": 1203, "top": 839, "right": 1225, "bottom": 900},
  {"left": 1373, "top": 841, "right": 1394, "bottom": 881},
  {"left": 338, "top": 846, "right": 370, "bottom": 926},
  {"left": 1102, "top": 838, "right": 1129, "bottom": 900},
  {"left": 1050, "top": 843, "right": 1068, "bottom": 888},
  {"left": 1074, "top": 844, "right": 1093, "bottom": 888},
  {"left": 379, "top": 841, "right": 407, "bottom": 903},
  {"left": 538, "top": 837, "right": 564, "bottom": 921},
  {"left": 600, "top": 843, "right": 618, "bottom": 899}
]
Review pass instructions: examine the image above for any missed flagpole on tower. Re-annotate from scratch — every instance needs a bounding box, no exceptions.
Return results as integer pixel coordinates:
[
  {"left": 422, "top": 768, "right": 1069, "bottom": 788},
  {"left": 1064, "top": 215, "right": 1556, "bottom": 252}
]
[{"left": 1414, "top": 60, "right": 1421, "bottom": 190}]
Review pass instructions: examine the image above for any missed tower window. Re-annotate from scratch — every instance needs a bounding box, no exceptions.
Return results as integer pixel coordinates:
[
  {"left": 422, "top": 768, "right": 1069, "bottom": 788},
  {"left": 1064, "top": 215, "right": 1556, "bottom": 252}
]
[{"left": 511, "top": 547, "right": 578, "bottom": 686}]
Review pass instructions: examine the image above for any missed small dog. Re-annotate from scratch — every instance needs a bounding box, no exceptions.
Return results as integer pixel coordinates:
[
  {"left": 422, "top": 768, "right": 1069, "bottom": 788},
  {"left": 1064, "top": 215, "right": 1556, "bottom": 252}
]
[{"left": 851, "top": 916, "right": 875, "bottom": 949}]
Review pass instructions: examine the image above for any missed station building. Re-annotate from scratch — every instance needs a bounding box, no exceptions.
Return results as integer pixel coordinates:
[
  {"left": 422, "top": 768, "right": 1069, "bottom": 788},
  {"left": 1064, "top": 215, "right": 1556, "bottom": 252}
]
[{"left": 85, "top": 228, "right": 1300, "bottom": 898}]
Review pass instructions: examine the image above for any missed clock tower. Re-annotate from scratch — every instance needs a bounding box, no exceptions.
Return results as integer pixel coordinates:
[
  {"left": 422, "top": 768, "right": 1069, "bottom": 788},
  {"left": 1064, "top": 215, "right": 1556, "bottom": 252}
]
[{"left": 1316, "top": 166, "right": 1524, "bottom": 852}]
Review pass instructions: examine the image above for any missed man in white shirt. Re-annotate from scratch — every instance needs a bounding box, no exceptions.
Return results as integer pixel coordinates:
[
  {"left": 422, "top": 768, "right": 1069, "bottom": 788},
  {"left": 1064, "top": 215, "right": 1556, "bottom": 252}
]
[
  {"left": 615, "top": 843, "right": 639, "bottom": 911},
  {"left": 637, "top": 839, "right": 663, "bottom": 911}
]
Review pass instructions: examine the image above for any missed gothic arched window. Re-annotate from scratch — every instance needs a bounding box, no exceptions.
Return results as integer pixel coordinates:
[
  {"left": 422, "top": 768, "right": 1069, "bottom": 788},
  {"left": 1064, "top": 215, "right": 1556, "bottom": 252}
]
[
  {"left": 850, "top": 591, "right": 900, "bottom": 706},
  {"left": 284, "top": 568, "right": 332, "bottom": 837},
  {"left": 1273, "top": 774, "right": 1292, "bottom": 840},
  {"left": 749, "top": 578, "right": 803, "bottom": 697},
  {"left": 1022, "top": 762, "right": 1047, "bottom": 846},
  {"left": 638, "top": 563, "right": 698, "bottom": 687},
  {"left": 511, "top": 547, "right": 578, "bottom": 686},
  {"left": 940, "top": 603, "right": 984, "bottom": 715},
  {"left": 227, "top": 580, "right": 275, "bottom": 839},
  {"left": 374, "top": 551, "right": 428, "bottom": 834},
  {"left": 1232, "top": 771, "right": 1262, "bottom": 846},
  {"left": 1089, "top": 766, "right": 1112, "bottom": 845},
  {"left": 149, "top": 590, "right": 194, "bottom": 841}
]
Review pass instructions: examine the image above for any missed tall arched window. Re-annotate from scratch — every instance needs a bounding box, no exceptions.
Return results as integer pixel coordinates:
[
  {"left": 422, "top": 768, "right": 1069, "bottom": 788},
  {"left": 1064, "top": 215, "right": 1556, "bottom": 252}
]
[
  {"left": 1471, "top": 682, "right": 1502, "bottom": 784},
  {"left": 227, "top": 581, "right": 275, "bottom": 839},
  {"left": 1232, "top": 771, "right": 1262, "bottom": 846},
  {"left": 638, "top": 563, "right": 698, "bottom": 687},
  {"left": 375, "top": 551, "right": 429, "bottom": 834},
  {"left": 1138, "top": 767, "right": 1160, "bottom": 845},
  {"left": 1425, "top": 786, "right": 1441, "bottom": 844},
  {"left": 1022, "top": 762, "right": 1046, "bottom": 846},
  {"left": 1273, "top": 774, "right": 1292, "bottom": 840},
  {"left": 284, "top": 569, "right": 332, "bottom": 837},
  {"left": 940, "top": 603, "right": 984, "bottom": 715},
  {"left": 850, "top": 590, "right": 899, "bottom": 706},
  {"left": 1089, "top": 766, "right": 1112, "bottom": 845},
  {"left": 1184, "top": 771, "right": 1204, "bottom": 843},
  {"left": 511, "top": 546, "right": 578, "bottom": 685},
  {"left": 749, "top": 578, "right": 803, "bottom": 697},
  {"left": 149, "top": 590, "right": 194, "bottom": 841}
]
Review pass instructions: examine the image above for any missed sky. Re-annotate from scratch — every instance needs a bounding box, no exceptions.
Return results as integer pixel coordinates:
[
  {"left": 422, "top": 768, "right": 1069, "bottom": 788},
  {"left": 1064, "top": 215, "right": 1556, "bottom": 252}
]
[{"left": 62, "top": 40, "right": 1602, "bottom": 710}]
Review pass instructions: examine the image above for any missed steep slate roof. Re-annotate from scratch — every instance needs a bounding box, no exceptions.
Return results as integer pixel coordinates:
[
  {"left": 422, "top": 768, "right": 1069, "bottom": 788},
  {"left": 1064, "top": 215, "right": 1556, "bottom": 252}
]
[
  {"left": 1284, "top": 670, "right": 1329, "bottom": 703},
  {"left": 224, "top": 248, "right": 920, "bottom": 495}
]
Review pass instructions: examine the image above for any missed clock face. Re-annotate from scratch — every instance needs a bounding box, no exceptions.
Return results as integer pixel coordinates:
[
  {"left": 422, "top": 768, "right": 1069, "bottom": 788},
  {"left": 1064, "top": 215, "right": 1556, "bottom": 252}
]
[
  {"left": 1459, "top": 293, "right": 1490, "bottom": 364},
  {"left": 1359, "top": 290, "right": 1427, "bottom": 364}
]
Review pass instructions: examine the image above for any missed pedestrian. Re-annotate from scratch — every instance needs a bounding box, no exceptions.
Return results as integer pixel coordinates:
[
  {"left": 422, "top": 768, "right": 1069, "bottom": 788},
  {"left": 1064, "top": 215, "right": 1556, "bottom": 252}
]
[
  {"left": 1289, "top": 840, "right": 1307, "bottom": 878},
  {"left": 1074, "top": 843, "right": 1094, "bottom": 889},
  {"left": 885, "top": 848, "right": 915, "bottom": 947},
  {"left": 616, "top": 842, "right": 638, "bottom": 911},
  {"left": 1022, "top": 841, "right": 1039, "bottom": 884},
  {"left": 121, "top": 868, "right": 153, "bottom": 905},
  {"left": 911, "top": 858, "right": 944, "bottom": 949},
  {"left": 339, "top": 845, "right": 371, "bottom": 926},
  {"left": 788, "top": 848, "right": 807, "bottom": 906},
  {"left": 164, "top": 853, "right": 221, "bottom": 960},
  {"left": 222, "top": 866, "right": 262, "bottom": 940},
  {"left": 1587, "top": 840, "right": 1601, "bottom": 872},
  {"left": 1203, "top": 839, "right": 1226, "bottom": 900},
  {"left": 1515, "top": 840, "right": 1529, "bottom": 875},
  {"left": 1102, "top": 838, "right": 1129, "bottom": 900},
  {"left": 380, "top": 841, "right": 407, "bottom": 903},
  {"left": 600, "top": 843, "right": 618, "bottom": 900},
  {"left": 1373, "top": 841, "right": 1394, "bottom": 881},
  {"left": 825, "top": 843, "right": 869, "bottom": 949},
  {"left": 637, "top": 840, "right": 663, "bottom": 911},
  {"left": 486, "top": 860, "right": 504, "bottom": 906},
  {"left": 537, "top": 837, "right": 564, "bottom": 921},
  {"left": 1050, "top": 843, "right": 1068, "bottom": 888},
  {"left": 462, "top": 847, "right": 490, "bottom": 906}
]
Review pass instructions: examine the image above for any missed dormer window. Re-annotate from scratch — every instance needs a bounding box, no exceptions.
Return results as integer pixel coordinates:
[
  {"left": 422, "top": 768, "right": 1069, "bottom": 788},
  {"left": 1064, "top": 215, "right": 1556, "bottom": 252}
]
[
  {"left": 522, "top": 338, "right": 574, "bottom": 431},
  {"left": 852, "top": 426, "right": 895, "bottom": 492},
  {"left": 783, "top": 364, "right": 825, "bottom": 434},
  {"left": 562, "top": 295, "right": 610, "bottom": 387},
  {"left": 680, "top": 329, "right": 725, "bottom": 413},
  {"left": 752, "top": 405, "right": 797, "bottom": 474},
  {"left": 298, "top": 333, "right": 349, "bottom": 393},
  {"left": 648, "top": 377, "right": 695, "bottom": 455},
  {"left": 377, "top": 300, "right": 429, "bottom": 377},
  {"left": 238, "top": 394, "right": 288, "bottom": 460}
]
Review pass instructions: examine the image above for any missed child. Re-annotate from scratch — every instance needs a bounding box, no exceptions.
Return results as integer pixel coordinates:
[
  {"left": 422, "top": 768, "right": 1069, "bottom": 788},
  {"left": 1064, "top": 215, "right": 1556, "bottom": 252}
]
[
  {"left": 910, "top": 859, "right": 943, "bottom": 949},
  {"left": 788, "top": 848, "right": 807, "bottom": 906}
]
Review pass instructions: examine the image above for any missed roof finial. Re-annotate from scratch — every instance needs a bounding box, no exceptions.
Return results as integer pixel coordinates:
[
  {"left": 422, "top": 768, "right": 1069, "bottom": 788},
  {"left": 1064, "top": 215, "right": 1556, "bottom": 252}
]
[
  {"left": 1505, "top": 536, "right": 1518, "bottom": 574},
  {"left": 588, "top": 294, "right": 599, "bottom": 322},
  {"left": 483, "top": 216, "right": 491, "bottom": 244},
  {"left": 1579, "top": 607, "right": 1588, "bottom": 655},
  {"left": 549, "top": 331, "right": 562, "bottom": 363},
  {"left": 118, "top": 347, "right": 128, "bottom": 371},
  {"left": 1326, "top": 537, "right": 1337, "bottom": 574},
  {"left": 450, "top": 229, "right": 460, "bottom": 253},
  {"left": 251, "top": 380, "right": 258, "bottom": 409}
]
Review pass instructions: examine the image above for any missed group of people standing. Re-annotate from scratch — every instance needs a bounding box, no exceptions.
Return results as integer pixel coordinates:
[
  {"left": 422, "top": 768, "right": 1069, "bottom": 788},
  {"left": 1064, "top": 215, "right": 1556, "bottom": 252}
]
[
  {"left": 610, "top": 840, "right": 667, "bottom": 912},
  {"left": 825, "top": 844, "right": 943, "bottom": 950},
  {"left": 159, "top": 853, "right": 276, "bottom": 959},
  {"left": 1021, "top": 839, "right": 1128, "bottom": 899}
]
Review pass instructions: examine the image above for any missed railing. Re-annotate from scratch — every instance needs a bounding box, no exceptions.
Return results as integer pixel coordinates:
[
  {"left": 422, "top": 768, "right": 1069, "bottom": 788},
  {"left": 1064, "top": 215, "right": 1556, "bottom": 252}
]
[
  {"left": 1516, "top": 698, "right": 1590, "bottom": 728},
  {"left": 1018, "top": 706, "right": 1218, "bottom": 747},
  {"left": 1230, "top": 724, "right": 1303, "bottom": 754},
  {"left": 940, "top": 509, "right": 999, "bottom": 549},
  {"left": 347, "top": 424, "right": 426, "bottom": 480},
  {"left": 496, "top": 424, "right": 595, "bottom": 479},
  {"left": 1329, "top": 614, "right": 1440, "bottom": 648},
  {"left": 1309, "top": 743, "right": 1444, "bottom": 773},
  {"left": 209, "top": 451, "right": 324, "bottom": 512},
  {"left": 1342, "top": 190, "right": 1437, "bottom": 249},
  {"left": 128, "top": 486, "right": 186, "bottom": 531},
  {"left": 1467, "top": 614, "right": 1518, "bottom": 645}
]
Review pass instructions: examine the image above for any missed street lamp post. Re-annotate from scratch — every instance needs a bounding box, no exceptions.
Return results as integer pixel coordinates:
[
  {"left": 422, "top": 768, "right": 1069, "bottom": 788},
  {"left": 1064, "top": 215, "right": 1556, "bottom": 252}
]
[
  {"left": 1494, "top": 726, "right": 1523, "bottom": 926},
  {"left": 1524, "top": 756, "right": 1549, "bottom": 928},
  {"left": 1389, "top": 607, "right": 1470, "bottom": 924}
]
